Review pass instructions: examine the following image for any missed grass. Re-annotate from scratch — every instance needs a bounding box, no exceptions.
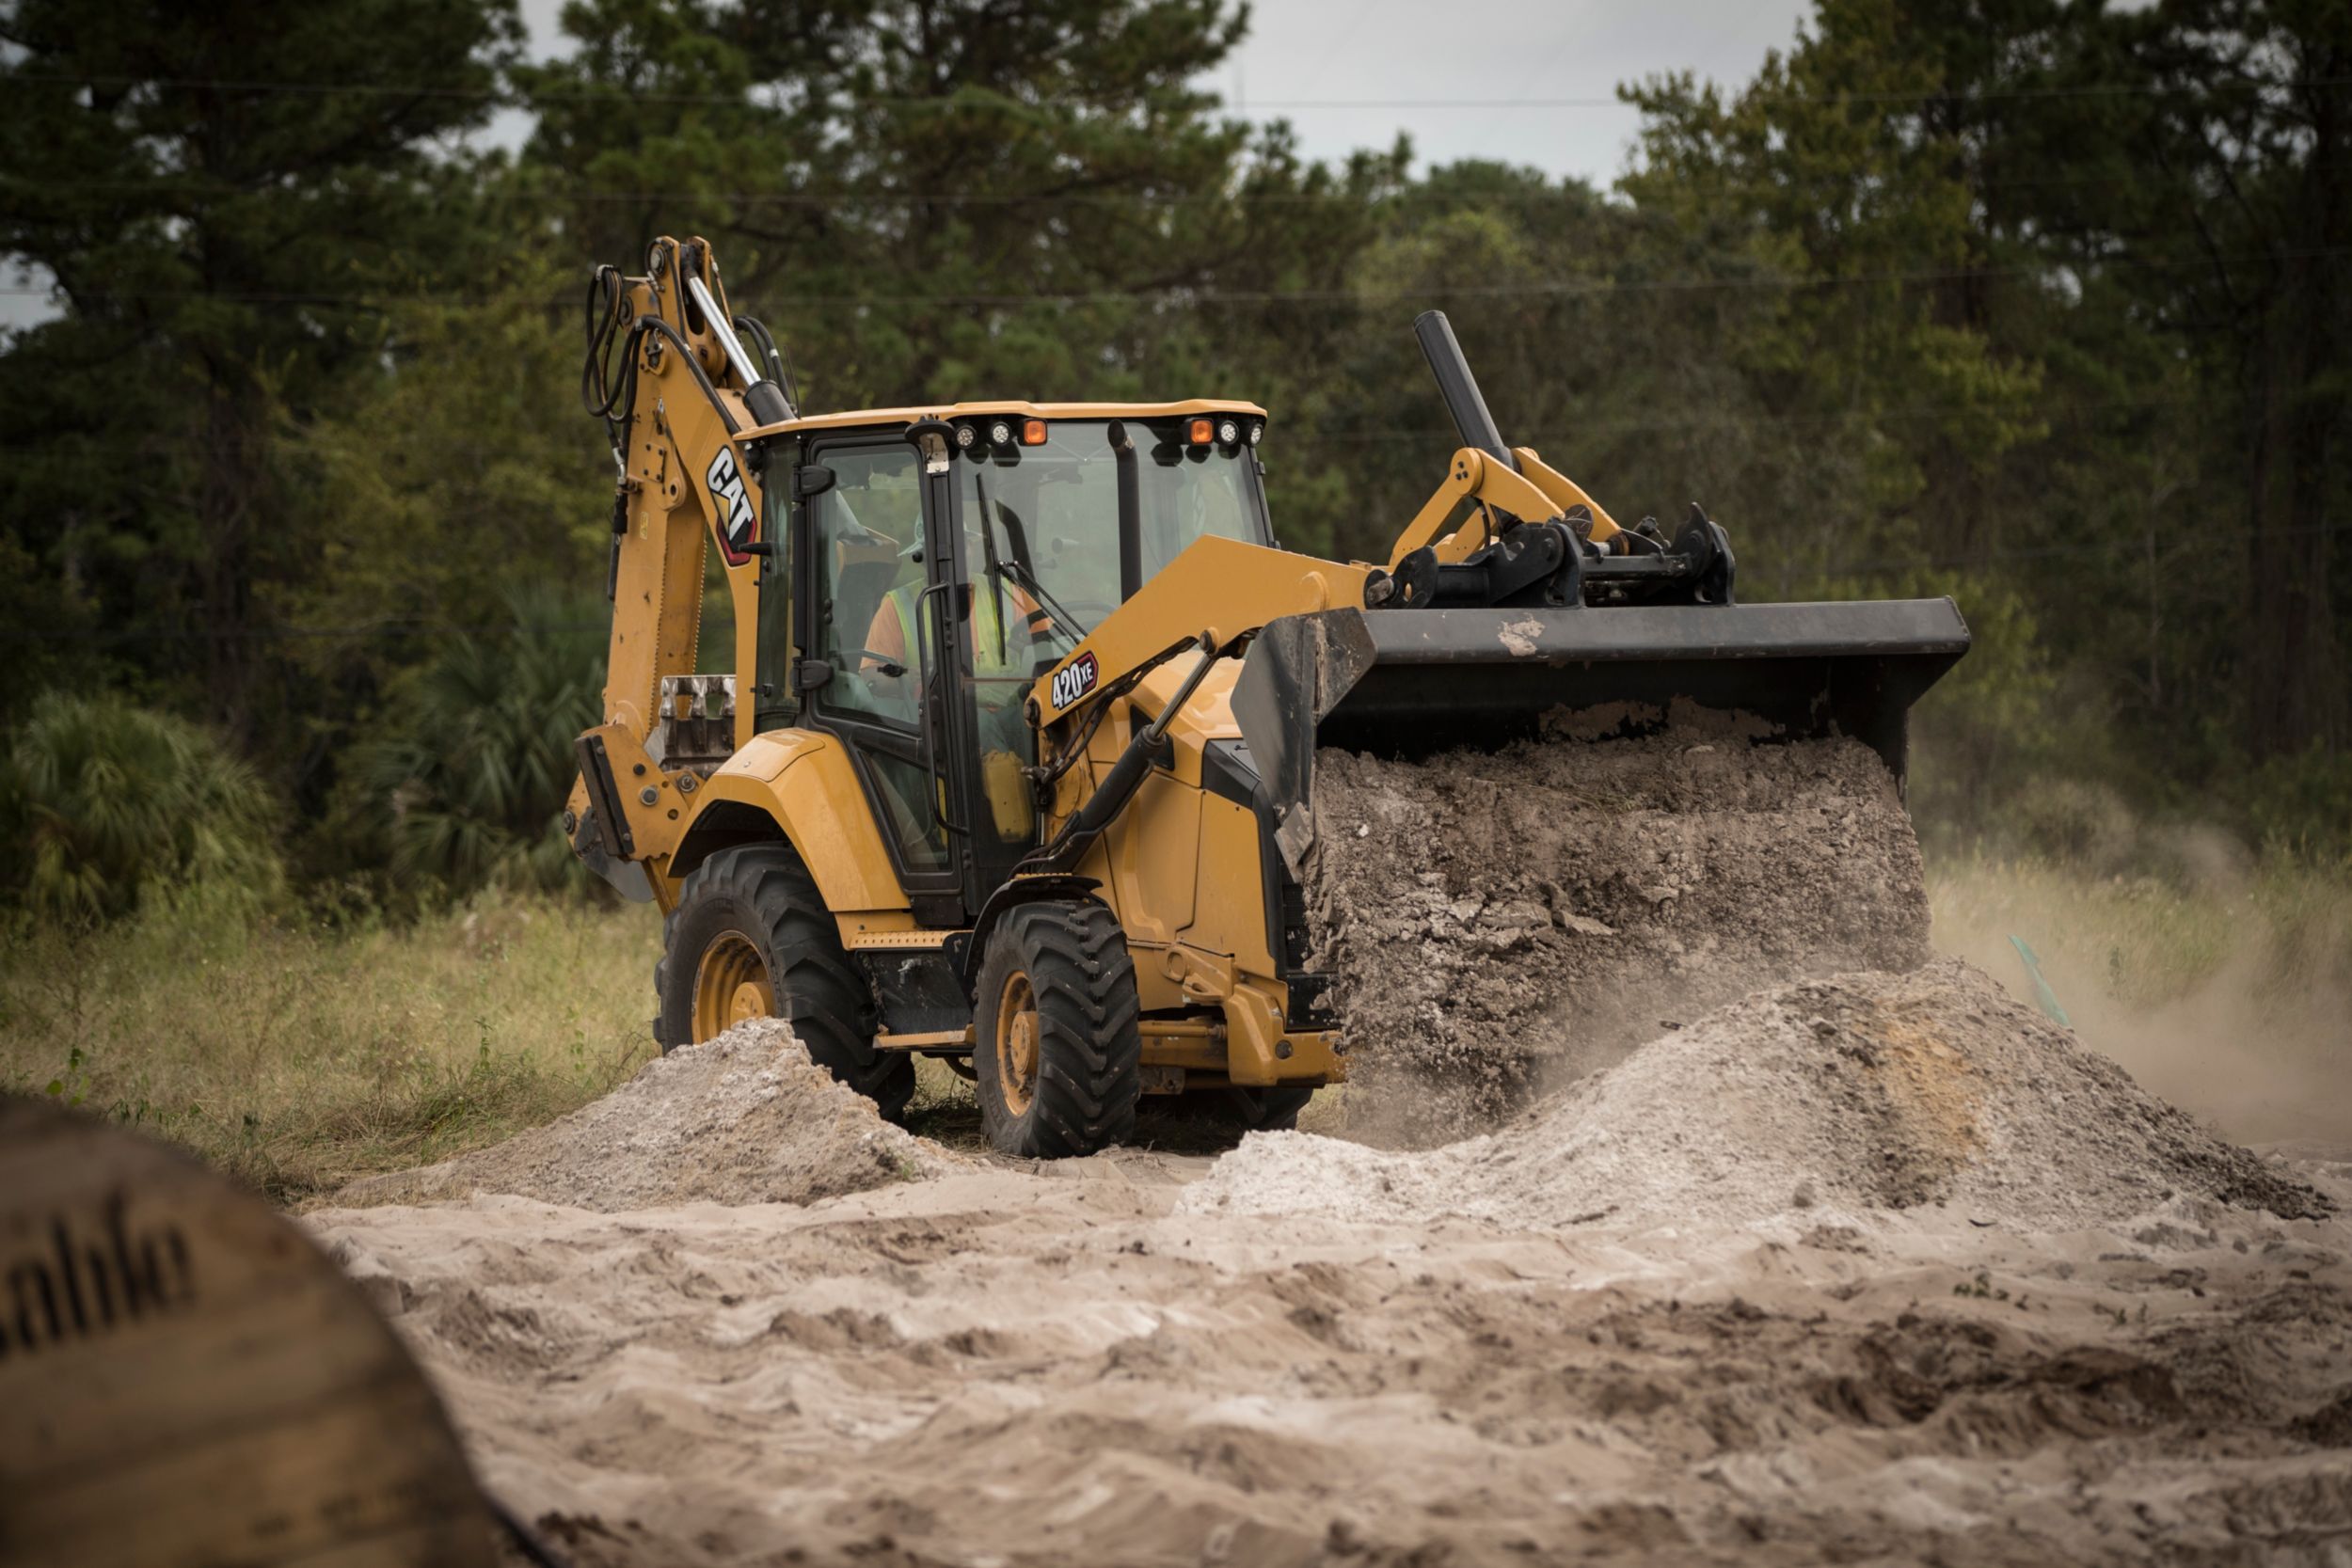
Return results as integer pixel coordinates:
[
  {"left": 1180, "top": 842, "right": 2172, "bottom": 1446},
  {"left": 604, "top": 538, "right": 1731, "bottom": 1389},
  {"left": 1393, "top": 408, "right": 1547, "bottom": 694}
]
[
  {"left": 1928, "top": 851, "right": 2352, "bottom": 1009},
  {"left": 6, "top": 850, "right": 2344, "bottom": 1204},
  {"left": 0, "top": 893, "right": 660, "bottom": 1204}
]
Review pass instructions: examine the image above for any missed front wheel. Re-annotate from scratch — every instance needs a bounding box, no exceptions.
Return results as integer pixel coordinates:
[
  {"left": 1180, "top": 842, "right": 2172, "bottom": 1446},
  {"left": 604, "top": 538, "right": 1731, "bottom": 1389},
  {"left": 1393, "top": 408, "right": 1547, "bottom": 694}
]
[
  {"left": 655, "top": 844, "right": 914, "bottom": 1121},
  {"left": 973, "top": 901, "right": 1142, "bottom": 1157}
]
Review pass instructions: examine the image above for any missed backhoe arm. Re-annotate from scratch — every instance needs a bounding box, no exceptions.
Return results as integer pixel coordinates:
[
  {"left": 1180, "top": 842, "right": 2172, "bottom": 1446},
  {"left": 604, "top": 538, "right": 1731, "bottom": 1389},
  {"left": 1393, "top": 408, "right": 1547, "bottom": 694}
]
[{"left": 567, "top": 236, "right": 797, "bottom": 895}]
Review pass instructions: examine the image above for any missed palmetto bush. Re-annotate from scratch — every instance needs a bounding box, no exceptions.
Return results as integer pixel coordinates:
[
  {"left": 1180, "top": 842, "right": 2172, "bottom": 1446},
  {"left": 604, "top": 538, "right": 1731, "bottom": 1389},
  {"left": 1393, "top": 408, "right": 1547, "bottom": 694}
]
[
  {"left": 362, "top": 590, "right": 606, "bottom": 895},
  {"left": 0, "top": 692, "right": 284, "bottom": 923}
]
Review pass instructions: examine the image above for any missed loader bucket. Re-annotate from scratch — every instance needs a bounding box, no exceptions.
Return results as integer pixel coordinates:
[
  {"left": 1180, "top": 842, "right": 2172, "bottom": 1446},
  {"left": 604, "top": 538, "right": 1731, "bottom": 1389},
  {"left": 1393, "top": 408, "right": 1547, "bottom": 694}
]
[{"left": 1228, "top": 598, "right": 1970, "bottom": 874}]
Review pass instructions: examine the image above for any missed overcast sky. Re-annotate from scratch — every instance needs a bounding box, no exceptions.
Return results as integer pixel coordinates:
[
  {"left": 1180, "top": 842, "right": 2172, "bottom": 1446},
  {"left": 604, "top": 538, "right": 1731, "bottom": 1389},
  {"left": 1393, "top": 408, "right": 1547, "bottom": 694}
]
[
  {"left": 1195, "top": 0, "right": 1811, "bottom": 181},
  {"left": 508, "top": 0, "right": 1812, "bottom": 182},
  {"left": 3, "top": 2, "right": 1813, "bottom": 333}
]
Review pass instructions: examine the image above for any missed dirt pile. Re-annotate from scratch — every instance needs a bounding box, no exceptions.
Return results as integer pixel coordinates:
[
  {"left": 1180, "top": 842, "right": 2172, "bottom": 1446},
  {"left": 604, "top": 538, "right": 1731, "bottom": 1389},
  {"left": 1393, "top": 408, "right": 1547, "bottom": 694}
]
[
  {"left": 1307, "top": 713, "right": 1931, "bottom": 1142},
  {"left": 334, "top": 1020, "right": 959, "bottom": 1212},
  {"left": 1188, "top": 959, "right": 2329, "bottom": 1230}
]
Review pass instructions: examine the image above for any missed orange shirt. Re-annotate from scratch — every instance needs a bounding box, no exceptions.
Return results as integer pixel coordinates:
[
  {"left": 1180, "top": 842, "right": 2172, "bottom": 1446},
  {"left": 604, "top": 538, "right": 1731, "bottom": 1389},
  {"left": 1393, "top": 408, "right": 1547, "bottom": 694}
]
[{"left": 865, "top": 580, "right": 1050, "bottom": 666}]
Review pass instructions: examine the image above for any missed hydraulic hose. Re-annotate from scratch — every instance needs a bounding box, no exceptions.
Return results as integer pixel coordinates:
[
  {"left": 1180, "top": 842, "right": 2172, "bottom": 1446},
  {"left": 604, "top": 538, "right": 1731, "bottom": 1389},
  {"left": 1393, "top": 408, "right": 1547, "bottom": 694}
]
[{"left": 1028, "top": 634, "right": 1222, "bottom": 874}]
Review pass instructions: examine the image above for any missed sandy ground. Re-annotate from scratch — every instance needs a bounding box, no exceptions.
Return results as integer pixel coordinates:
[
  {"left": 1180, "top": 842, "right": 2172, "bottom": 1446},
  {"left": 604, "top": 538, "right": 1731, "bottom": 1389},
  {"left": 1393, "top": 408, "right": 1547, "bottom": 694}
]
[
  {"left": 310, "top": 729, "right": 2352, "bottom": 1563},
  {"left": 312, "top": 1007, "right": 2352, "bottom": 1567},
  {"left": 313, "top": 1148, "right": 2352, "bottom": 1568}
]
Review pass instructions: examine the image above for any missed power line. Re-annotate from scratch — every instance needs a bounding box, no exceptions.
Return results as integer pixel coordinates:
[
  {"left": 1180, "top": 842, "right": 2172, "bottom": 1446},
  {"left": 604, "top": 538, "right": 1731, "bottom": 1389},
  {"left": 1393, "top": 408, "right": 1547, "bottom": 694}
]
[
  {"left": 7, "top": 245, "right": 2344, "bottom": 310},
  {"left": 0, "top": 389, "right": 2223, "bottom": 461},
  {"left": 17, "top": 523, "right": 2342, "bottom": 648},
  {"left": 13, "top": 161, "right": 2320, "bottom": 206},
  {"left": 8, "top": 70, "right": 2348, "bottom": 115}
]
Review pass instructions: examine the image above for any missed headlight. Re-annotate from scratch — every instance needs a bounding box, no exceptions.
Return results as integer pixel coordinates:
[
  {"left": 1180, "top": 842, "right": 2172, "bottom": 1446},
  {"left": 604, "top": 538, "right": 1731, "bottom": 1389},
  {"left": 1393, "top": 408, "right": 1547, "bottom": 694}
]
[
  {"left": 953, "top": 422, "right": 977, "bottom": 450},
  {"left": 1216, "top": 419, "right": 1240, "bottom": 446},
  {"left": 988, "top": 419, "right": 1013, "bottom": 447}
]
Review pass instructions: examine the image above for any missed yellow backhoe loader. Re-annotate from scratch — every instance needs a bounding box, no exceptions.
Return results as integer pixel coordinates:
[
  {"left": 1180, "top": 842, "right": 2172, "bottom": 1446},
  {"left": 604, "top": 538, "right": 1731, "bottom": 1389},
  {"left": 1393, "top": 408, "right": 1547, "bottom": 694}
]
[{"left": 566, "top": 237, "right": 1969, "bottom": 1156}]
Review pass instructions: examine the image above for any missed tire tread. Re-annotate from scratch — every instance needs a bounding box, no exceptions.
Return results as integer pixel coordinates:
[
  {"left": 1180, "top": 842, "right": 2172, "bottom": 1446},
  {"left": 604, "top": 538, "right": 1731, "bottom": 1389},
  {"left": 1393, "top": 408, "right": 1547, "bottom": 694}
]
[
  {"left": 654, "top": 844, "right": 914, "bottom": 1121},
  {"left": 977, "top": 901, "right": 1142, "bottom": 1158}
]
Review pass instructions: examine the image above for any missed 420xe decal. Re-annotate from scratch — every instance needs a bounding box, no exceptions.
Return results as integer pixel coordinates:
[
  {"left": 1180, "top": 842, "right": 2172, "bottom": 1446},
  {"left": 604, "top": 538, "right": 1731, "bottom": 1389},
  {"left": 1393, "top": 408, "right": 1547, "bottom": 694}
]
[{"left": 1049, "top": 651, "right": 1100, "bottom": 709}]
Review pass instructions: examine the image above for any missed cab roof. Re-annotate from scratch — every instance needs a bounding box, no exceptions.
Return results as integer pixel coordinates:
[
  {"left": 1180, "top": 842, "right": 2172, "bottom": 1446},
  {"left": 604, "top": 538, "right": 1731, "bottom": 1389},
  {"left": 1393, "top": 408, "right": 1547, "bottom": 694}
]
[{"left": 742, "top": 398, "right": 1267, "bottom": 442}]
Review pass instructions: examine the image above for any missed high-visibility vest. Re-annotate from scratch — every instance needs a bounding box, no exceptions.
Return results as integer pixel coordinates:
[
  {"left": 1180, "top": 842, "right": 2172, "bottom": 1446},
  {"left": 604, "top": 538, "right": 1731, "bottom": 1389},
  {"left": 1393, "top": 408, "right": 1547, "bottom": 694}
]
[{"left": 885, "top": 580, "right": 1024, "bottom": 677}]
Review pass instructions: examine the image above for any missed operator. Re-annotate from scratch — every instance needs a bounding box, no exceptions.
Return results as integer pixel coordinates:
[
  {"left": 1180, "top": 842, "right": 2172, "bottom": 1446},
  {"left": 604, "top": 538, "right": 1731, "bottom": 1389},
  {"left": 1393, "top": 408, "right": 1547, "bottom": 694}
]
[
  {"left": 861, "top": 538, "right": 1055, "bottom": 841},
  {"left": 861, "top": 571, "right": 1053, "bottom": 681},
  {"left": 861, "top": 491, "right": 1061, "bottom": 684}
]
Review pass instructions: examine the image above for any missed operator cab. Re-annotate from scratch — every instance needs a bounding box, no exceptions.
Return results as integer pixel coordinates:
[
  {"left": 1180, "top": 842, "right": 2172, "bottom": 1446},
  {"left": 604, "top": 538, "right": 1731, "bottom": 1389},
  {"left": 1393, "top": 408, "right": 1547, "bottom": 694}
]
[{"left": 758, "top": 404, "right": 1271, "bottom": 925}]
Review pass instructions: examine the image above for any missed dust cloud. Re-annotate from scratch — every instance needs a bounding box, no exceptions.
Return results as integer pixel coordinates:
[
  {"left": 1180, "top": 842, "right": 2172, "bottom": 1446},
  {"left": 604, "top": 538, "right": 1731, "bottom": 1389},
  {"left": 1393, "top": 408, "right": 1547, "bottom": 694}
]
[
  {"left": 1188, "top": 958, "right": 2328, "bottom": 1233},
  {"left": 1932, "top": 851, "right": 2352, "bottom": 1152}
]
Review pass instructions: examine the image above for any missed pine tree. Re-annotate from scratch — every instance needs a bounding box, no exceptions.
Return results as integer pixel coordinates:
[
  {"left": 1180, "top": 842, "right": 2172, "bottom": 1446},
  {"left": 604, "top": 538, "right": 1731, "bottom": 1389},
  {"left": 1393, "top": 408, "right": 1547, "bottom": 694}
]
[{"left": 0, "top": 0, "right": 523, "bottom": 748}]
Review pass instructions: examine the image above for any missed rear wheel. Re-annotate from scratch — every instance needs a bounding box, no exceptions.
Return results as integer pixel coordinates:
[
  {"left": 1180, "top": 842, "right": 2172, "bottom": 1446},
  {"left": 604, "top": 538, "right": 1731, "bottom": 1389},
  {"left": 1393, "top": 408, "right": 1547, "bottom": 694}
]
[
  {"left": 974, "top": 901, "right": 1142, "bottom": 1157},
  {"left": 655, "top": 844, "right": 914, "bottom": 1120}
]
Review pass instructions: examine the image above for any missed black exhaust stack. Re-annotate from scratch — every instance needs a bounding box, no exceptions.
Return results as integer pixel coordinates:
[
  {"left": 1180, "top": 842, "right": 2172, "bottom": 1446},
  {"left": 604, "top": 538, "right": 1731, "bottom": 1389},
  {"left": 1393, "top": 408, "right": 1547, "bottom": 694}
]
[{"left": 1414, "top": 310, "right": 1518, "bottom": 473}]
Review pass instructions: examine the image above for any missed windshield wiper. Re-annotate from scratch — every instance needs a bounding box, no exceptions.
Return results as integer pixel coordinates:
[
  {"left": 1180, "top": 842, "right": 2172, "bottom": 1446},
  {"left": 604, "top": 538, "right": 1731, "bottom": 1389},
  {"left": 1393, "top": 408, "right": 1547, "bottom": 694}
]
[{"left": 974, "top": 475, "right": 1087, "bottom": 649}]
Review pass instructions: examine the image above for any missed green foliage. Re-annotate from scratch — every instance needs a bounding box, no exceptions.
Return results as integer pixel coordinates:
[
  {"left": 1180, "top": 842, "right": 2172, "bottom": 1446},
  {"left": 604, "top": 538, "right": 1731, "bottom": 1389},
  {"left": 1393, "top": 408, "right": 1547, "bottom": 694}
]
[
  {"left": 0, "top": 0, "right": 2345, "bottom": 895},
  {"left": 0, "top": 692, "right": 285, "bottom": 923},
  {"left": 2239, "top": 749, "right": 2352, "bottom": 862},
  {"left": 358, "top": 591, "right": 608, "bottom": 895},
  {"left": 0, "top": 0, "right": 523, "bottom": 763},
  {"left": 279, "top": 275, "right": 614, "bottom": 671}
]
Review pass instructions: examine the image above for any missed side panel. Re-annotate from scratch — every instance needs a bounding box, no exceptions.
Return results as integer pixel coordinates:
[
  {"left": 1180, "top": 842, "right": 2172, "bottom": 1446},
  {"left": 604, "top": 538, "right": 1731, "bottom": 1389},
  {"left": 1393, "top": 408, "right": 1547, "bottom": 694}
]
[
  {"left": 1107, "top": 773, "right": 1200, "bottom": 946},
  {"left": 1184, "top": 795, "right": 1277, "bottom": 975},
  {"left": 672, "top": 730, "right": 910, "bottom": 919}
]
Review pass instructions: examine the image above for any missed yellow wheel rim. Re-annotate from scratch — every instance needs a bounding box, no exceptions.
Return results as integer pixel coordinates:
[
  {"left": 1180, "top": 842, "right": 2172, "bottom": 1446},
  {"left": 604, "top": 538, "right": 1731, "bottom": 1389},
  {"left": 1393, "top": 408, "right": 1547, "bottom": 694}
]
[
  {"left": 691, "top": 932, "right": 773, "bottom": 1043},
  {"left": 995, "top": 970, "right": 1040, "bottom": 1116}
]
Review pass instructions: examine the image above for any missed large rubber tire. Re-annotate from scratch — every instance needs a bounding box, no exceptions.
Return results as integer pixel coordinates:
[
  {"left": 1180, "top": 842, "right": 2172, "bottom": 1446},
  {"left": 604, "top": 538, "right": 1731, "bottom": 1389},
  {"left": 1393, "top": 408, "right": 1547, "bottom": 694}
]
[
  {"left": 973, "top": 901, "right": 1142, "bottom": 1158},
  {"left": 654, "top": 844, "right": 914, "bottom": 1121}
]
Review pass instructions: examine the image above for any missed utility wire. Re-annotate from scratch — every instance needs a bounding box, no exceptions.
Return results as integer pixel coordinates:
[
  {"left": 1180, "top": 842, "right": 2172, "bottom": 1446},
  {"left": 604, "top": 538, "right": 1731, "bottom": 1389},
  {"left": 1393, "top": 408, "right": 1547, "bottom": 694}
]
[
  {"left": 8, "top": 521, "right": 2342, "bottom": 651},
  {"left": 0, "top": 389, "right": 2236, "bottom": 458},
  {"left": 7, "top": 245, "right": 2346, "bottom": 309},
  {"left": 14, "top": 162, "right": 2333, "bottom": 205},
  {"left": 7, "top": 70, "right": 2349, "bottom": 112}
]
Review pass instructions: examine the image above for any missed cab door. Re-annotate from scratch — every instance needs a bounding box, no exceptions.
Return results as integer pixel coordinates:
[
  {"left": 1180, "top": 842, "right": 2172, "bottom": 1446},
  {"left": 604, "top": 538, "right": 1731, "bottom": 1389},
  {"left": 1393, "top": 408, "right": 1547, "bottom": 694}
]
[
  {"left": 938, "top": 450, "right": 1049, "bottom": 914},
  {"left": 798, "top": 437, "right": 962, "bottom": 922}
]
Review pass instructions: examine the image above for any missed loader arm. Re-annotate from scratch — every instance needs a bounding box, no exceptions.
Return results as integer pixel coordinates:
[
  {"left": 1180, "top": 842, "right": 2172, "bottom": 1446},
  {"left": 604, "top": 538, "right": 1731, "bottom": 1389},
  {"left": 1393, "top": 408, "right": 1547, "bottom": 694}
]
[
  {"left": 1026, "top": 536, "right": 1375, "bottom": 730},
  {"left": 1388, "top": 445, "right": 1627, "bottom": 568},
  {"left": 1027, "top": 308, "right": 1967, "bottom": 887}
]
